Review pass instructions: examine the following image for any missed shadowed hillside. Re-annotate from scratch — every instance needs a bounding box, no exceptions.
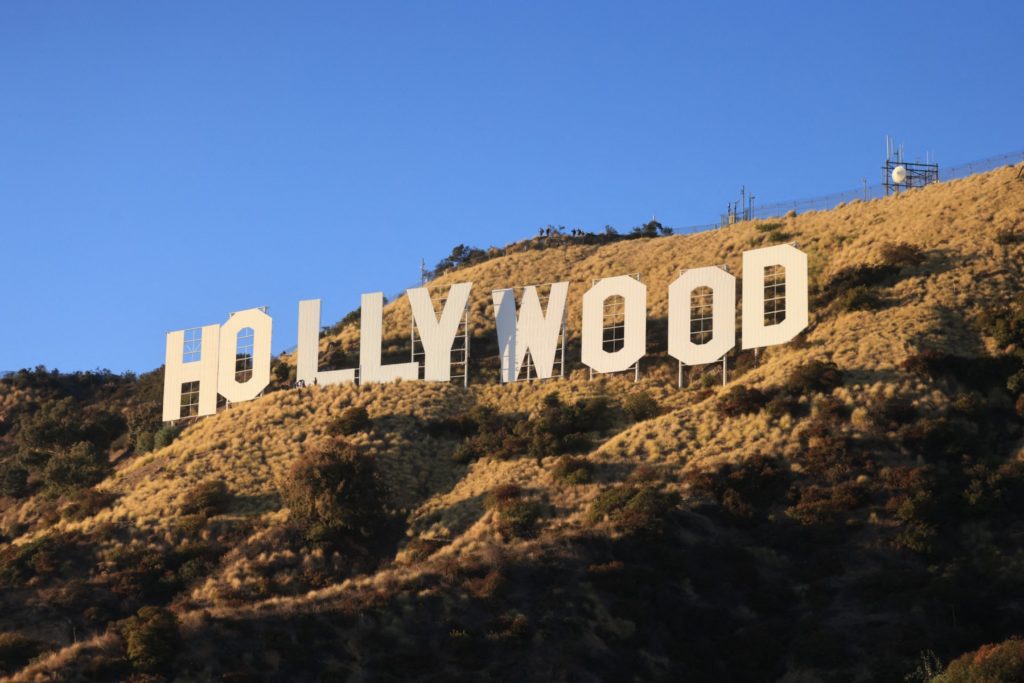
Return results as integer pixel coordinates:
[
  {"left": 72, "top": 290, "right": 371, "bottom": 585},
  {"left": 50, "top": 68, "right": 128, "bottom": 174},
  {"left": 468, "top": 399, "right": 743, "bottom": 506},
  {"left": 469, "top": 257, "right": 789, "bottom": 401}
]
[{"left": 2, "top": 163, "right": 1024, "bottom": 681}]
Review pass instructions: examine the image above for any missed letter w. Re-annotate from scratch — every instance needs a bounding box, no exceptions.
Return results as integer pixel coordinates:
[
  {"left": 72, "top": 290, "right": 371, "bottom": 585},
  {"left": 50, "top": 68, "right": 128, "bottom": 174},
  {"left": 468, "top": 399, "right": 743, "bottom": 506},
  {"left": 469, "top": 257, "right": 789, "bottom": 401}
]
[{"left": 492, "top": 282, "right": 569, "bottom": 383}]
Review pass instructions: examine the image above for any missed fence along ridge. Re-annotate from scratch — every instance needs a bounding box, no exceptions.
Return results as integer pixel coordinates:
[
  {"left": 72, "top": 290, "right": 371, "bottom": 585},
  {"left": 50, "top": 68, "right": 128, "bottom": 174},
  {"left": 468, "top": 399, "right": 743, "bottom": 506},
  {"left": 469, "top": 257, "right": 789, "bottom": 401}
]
[{"left": 677, "top": 149, "right": 1024, "bottom": 233}]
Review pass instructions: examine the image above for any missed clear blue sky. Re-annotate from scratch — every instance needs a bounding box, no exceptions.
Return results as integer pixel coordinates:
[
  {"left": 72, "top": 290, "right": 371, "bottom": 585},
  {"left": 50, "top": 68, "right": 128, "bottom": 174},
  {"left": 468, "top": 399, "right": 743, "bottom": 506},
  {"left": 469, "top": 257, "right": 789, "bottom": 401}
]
[{"left": 1, "top": 2, "right": 1021, "bottom": 373}]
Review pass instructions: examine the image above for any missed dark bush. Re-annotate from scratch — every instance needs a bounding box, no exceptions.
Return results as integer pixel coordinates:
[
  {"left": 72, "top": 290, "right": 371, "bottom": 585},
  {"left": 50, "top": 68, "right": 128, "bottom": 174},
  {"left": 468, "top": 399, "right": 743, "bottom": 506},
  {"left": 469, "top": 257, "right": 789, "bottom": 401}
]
[
  {"left": 994, "top": 227, "right": 1022, "bottom": 245},
  {"left": 587, "top": 484, "right": 677, "bottom": 535},
  {"left": 688, "top": 454, "right": 789, "bottom": 522},
  {"left": 879, "top": 242, "right": 926, "bottom": 267},
  {"left": 783, "top": 360, "right": 843, "bottom": 394},
  {"left": 277, "top": 439, "right": 386, "bottom": 542},
  {"left": 15, "top": 397, "right": 84, "bottom": 456},
  {"left": 0, "top": 533, "right": 80, "bottom": 587},
  {"left": 484, "top": 484, "right": 542, "bottom": 539},
  {"left": 902, "top": 349, "right": 946, "bottom": 377},
  {"left": 833, "top": 285, "right": 883, "bottom": 312},
  {"left": 133, "top": 430, "right": 155, "bottom": 454},
  {"left": 43, "top": 442, "right": 108, "bottom": 494},
  {"left": 485, "top": 483, "right": 523, "bottom": 509},
  {"left": 119, "top": 606, "right": 181, "bottom": 674},
  {"left": 939, "top": 637, "right": 1024, "bottom": 682},
  {"left": 551, "top": 455, "right": 592, "bottom": 485},
  {"left": 622, "top": 391, "right": 661, "bottom": 422},
  {"left": 867, "top": 395, "right": 917, "bottom": 429},
  {"left": 431, "top": 244, "right": 488, "bottom": 277},
  {"left": 181, "top": 479, "right": 231, "bottom": 517},
  {"left": 630, "top": 220, "right": 671, "bottom": 238},
  {"left": 327, "top": 406, "right": 371, "bottom": 436},
  {"left": 61, "top": 488, "right": 118, "bottom": 521},
  {"left": 152, "top": 424, "right": 180, "bottom": 450},
  {"left": 978, "top": 296, "right": 1024, "bottom": 350},
  {"left": 785, "top": 481, "right": 865, "bottom": 526},
  {"left": 716, "top": 385, "right": 768, "bottom": 417},
  {"left": 527, "top": 393, "right": 611, "bottom": 458},
  {"left": 0, "top": 631, "right": 47, "bottom": 675},
  {"left": 0, "top": 466, "right": 29, "bottom": 498},
  {"left": 897, "top": 417, "right": 970, "bottom": 460},
  {"left": 820, "top": 264, "right": 902, "bottom": 303}
]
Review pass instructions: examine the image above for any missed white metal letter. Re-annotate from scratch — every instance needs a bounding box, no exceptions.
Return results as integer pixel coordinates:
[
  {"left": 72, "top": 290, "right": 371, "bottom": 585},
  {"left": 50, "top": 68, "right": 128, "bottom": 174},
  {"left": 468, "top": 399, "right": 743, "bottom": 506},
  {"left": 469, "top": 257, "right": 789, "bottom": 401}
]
[
  {"left": 668, "top": 267, "right": 736, "bottom": 365},
  {"left": 296, "top": 299, "right": 357, "bottom": 386},
  {"left": 492, "top": 282, "right": 569, "bottom": 382},
  {"left": 359, "top": 292, "right": 418, "bottom": 383},
  {"left": 407, "top": 282, "right": 472, "bottom": 382},
  {"left": 217, "top": 308, "right": 273, "bottom": 403},
  {"left": 162, "top": 324, "right": 220, "bottom": 422},
  {"left": 581, "top": 275, "right": 646, "bottom": 374},
  {"left": 742, "top": 244, "right": 809, "bottom": 349}
]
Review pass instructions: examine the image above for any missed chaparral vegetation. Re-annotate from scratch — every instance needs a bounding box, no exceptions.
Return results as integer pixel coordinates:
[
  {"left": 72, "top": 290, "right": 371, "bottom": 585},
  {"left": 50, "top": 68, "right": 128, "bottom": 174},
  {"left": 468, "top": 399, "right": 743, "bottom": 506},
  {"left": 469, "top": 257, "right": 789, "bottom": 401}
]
[{"left": 1, "top": 164, "right": 1024, "bottom": 681}]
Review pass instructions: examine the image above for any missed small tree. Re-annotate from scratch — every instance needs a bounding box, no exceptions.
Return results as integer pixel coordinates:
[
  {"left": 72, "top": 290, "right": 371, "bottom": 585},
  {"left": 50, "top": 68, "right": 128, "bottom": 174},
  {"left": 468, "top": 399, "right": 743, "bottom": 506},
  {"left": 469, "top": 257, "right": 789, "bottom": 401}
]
[
  {"left": 15, "top": 398, "right": 83, "bottom": 457},
  {"left": 152, "top": 424, "right": 180, "bottom": 450},
  {"left": 120, "top": 606, "right": 181, "bottom": 674},
  {"left": 278, "top": 439, "right": 386, "bottom": 542},
  {"left": 43, "top": 442, "right": 107, "bottom": 494},
  {"left": 181, "top": 479, "right": 231, "bottom": 517},
  {"left": 133, "top": 430, "right": 155, "bottom": 453},
  {"left": 879, "top": 242, "right": 925, "bottom": 267},
  {"left": 0, "top": 466, "right": 29, "bottom": 498},
  {"left": 623, "top": 391, "right": 660, "bottom": 422},
  {"left": 327, "top": 406, "right": 371, "bottom": 436}
]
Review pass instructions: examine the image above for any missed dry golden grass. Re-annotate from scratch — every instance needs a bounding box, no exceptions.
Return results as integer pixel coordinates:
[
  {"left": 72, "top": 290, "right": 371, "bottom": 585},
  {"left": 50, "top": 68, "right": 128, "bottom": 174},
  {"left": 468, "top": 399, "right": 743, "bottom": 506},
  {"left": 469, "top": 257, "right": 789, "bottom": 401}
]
[{"left": 10, "top": 164, "right": 1024, "bottom": 627}]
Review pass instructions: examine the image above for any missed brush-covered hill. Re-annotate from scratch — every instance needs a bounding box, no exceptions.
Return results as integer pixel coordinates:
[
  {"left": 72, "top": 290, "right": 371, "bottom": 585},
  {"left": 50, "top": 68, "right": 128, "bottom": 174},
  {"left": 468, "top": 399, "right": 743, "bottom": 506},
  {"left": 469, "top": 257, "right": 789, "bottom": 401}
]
[{"left": 2, "top": 164, "right": 1024, "bottom": 682}]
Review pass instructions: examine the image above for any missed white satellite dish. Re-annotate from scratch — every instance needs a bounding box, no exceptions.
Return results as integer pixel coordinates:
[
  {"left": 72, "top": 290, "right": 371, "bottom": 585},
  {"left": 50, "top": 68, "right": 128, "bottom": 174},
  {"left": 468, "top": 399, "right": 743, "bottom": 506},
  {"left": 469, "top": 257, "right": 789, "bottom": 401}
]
[{"left": 892, "top": 165, "right": 907, "bottom": 185}]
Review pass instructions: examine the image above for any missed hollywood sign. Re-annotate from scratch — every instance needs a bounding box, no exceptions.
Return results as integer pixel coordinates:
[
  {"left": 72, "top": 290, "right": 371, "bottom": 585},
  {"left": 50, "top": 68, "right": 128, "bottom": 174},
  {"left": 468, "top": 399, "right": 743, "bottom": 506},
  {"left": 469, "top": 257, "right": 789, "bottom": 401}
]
[{"left": 162, "top": 244, "right": 808, "bottom": 421}]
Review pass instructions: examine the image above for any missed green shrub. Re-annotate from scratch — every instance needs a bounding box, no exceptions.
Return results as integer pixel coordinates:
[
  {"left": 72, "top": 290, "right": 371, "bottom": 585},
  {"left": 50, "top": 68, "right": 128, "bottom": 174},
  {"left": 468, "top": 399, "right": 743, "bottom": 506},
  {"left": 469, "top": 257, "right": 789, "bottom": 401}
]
[
  {"left": 485, "top": 484, "right": 542, "bottom": 539},
  {"left": 0, "top": 631, "right": 46, "bottom": 675},
  {"left": 43, "top": 442, "right": 107, "bottom": 494},
  {"left": 277, "top": 439, "right": 386, "bottom": 542},
  {"left": 177, "top": 557, "right": 215, "bottom": 585},
  {"left": 119, "top": 606, "right": 181, "bottom": 674},
  {"left": 451, "top": 441, "right": 480, "bottom": 464},
  {"left": 327, "top": 406, "right": 371, "bottom": 436},
  {"left": 994, "top": 227, "right": 1021, "bottom": 245},
  {"left": 867, "top": 395, "right": 917, "bottom": 429},
  {"left": 821, "top": 264, "right": 903, "bottom": 303},
  {"left": 622, "top": 391, "right": 661, "bottom": 422},
  {"left": 783, "top": 360, "right": 843, "bottom": 394},
  {"left": 15, "top": 397, "right": 84, "bottom": 456},
  {"left": 152, "top": 424, "right": 180, "bottom": 450},
  {"left": 688, "top": 454, "right": 789, "bottom": 522},
  {"left": 0, "top": 466, "right": 29, "bottom": 498},
  {"left": 61, "top": 488, "right": 118, "bottom": 521},
  {"left": 181, "top": 479, "right": 231, "bottom": 517},
  {"left": 785, "top": 481, "right": 865, "bottom": 526},
  {"left": 587, "top": 484, "right": 677, "bottom": 535},
  {"left": 430, "top": 244, "right": 488, "bottom": 277},
  {"left": 0, "top": 534, "right": 78, "bottom": 587},
  {"left": 834, "top": 285, "right": 883, "bottom": 312},
  {"left": 551, "top": 455, "right": 592, "bottom": 485},
  {"left": 133, "top": 430, "right": 155, "bottom": 454},
  {"left": 716, "top": 385, "right": 768, "bottom": 417},
  {"left": 978, "top": 304, "right": 1024, "bottom": 349},
  {"left": 525, "top": 393, "right": 611, "bottom": 458},
  {"left": 879, "top": 242, "right": 926, "bottom": 267}
]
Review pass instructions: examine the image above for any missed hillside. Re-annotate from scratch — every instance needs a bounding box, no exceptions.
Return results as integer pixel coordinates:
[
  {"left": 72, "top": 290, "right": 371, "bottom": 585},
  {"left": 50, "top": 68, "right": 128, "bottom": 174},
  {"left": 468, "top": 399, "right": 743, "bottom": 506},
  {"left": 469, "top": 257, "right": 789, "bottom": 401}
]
[{"left": 2, "top": 163, "right": 1024, "bottom": 681}]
